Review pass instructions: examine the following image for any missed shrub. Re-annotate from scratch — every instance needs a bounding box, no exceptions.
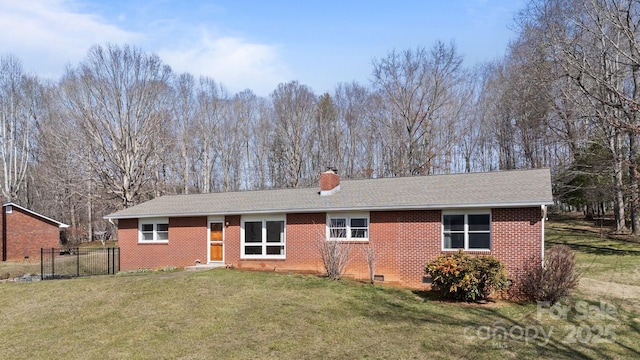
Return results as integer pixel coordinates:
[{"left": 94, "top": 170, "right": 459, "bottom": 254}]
[
  {"left": 314, "top": 238, "right": 351, "bottom": 280},
  {"left": 361, "top": 244, "right": 377, "bottom": 284},
  {"left": 517, "top": 245, "right": 579, "bottom": 304},
  {"left": 425, "top": 251, "right": 509, "bottom": 302}
]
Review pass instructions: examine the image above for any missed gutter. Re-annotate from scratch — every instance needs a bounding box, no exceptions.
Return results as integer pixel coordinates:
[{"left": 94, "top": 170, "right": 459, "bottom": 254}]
[{"left": 104, "top": 201, "right": 555, "bottom": 220}]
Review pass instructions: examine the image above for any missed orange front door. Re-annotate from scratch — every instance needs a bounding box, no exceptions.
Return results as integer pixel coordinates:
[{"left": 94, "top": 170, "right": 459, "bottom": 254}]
[{"left": 209, "top": 222, "right": 223, "bottom": 262}]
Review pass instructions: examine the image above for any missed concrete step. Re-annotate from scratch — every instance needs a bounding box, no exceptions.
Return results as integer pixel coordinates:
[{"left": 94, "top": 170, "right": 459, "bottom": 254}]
[{"left": 185, "top": 263, "right": 227, "bottom": 272}]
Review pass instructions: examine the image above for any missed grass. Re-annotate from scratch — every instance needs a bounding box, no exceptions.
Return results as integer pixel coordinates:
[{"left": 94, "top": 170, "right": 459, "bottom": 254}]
[
  {"left": 0, "top": 216, "right": 638, "bottom": 359},
  {"left": 0, "top": 261, "right": 40, "bottom": 278},
  {"left": 546, "top": 216, "right": 640, "bottom": 316}
]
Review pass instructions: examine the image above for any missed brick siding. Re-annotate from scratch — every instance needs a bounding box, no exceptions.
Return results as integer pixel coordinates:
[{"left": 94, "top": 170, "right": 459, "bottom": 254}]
[
  {"left": 225, "top": 213, "right": 325, "bottom": 273},
  {"left": 117, "top": 207, "right": 542, "bottom": 288},
  {"left": 1, "top": 207, "right": 61, "bottom": 261},
  {"left": 118, "top": 217, "right": 207, "bottom": 270},
  {"left": 491, "top": 207, "right": 543, "bottom": 281}
]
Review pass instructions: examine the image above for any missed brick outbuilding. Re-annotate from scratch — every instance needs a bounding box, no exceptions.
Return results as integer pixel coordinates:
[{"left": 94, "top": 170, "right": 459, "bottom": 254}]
[
  {"left": 105, "top": 169, "right": 553, "bottom": 288},
  {"left": 0, "top": 202, "right": 69, "bottom": 261}
]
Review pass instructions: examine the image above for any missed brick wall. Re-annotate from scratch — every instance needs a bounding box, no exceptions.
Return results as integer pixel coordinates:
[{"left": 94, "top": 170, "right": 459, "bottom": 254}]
[
  {"left": 2, "top": 207, "right": 61, "bottom": 261},
  {"left": 118, "top": 207, "right": 542, "bottom": 288},
  {"left": 368, "top": 210, "right": 443, "bottom": 287},
  {"left": 223, "top": 211, "right": 444, "bottom": 287},
  {"left": 224, "top": 215, "right": 241, "bottom": 263},
  {"left": 224, "top": 213, "right": 325, "bottom": 273},
  {"left": 491, "top": 207, "right": 543, "bottom": 280},
  {"left": 118, "top": 217, "right": 207, "bottom": 270}
]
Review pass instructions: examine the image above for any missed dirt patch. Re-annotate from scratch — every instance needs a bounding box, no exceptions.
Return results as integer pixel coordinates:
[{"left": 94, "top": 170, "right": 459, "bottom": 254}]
[{"left": 581, "top": 278, "right": 640, "bottom": 299}]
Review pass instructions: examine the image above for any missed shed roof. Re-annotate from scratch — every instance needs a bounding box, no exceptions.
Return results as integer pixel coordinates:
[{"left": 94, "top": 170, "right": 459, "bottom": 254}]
[
  {"left": 3, "top": 202, "right": 69, "bottom": 228},
  {"left": 104, "top": 168, "right": 553, "bottom": 220}
]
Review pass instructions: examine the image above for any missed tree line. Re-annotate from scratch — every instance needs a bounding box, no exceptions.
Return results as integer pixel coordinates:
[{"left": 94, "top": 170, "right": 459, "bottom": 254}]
[{"left": 1, "top": 0, "right": 639, "bottom": 241}]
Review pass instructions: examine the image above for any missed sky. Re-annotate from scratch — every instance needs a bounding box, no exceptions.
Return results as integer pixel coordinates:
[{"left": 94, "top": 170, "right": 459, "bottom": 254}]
[{"left": 0, "top": 0, "right": 528, "bottom": 97}]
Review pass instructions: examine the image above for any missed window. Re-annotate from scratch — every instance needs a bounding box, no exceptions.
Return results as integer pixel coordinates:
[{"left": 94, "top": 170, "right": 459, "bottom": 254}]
[
  {"left": 443, "top": 213, "right": 490, "bottom": 250},
  {"left": 327, "top": 213, "right": 369, "bottom": 241},
  {"left": 139, "top": 218, "right": 169, "bottom": 243},
  {"left": 241, "top": 216, "right": 285, "bottom": 258},
  {"left": 5, "top": 205, "right": 11, "bottom": 214}
]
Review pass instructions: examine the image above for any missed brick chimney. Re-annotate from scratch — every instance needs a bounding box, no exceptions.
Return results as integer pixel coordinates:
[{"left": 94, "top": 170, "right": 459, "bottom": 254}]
[{"left": 320, "top": 167, "right": 340, "bottom": 196}]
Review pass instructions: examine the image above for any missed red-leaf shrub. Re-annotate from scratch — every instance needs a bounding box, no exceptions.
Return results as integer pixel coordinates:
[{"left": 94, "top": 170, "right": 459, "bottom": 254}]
[{"left": 425, "top": 251, "right": 509, "bottom": 302}]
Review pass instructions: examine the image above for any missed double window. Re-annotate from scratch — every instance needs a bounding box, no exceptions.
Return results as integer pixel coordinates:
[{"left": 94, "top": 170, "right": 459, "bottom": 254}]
[
  {"left": 139, "top": 218, "right": 169, "bottom": 243},
  {"left": 241, "top": 215, "right": 286, "bottom": 259},
  {"left": 327, "top": 213, "right": 369, "bottom": 241},
  {"left": 443, "top": 212, "right": 491, "bottom": 250}
]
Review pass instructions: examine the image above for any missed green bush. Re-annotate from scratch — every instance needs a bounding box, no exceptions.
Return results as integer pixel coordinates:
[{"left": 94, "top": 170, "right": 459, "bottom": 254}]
[{"left": 425, "top": 251, "right": 509, "bottom": 302}]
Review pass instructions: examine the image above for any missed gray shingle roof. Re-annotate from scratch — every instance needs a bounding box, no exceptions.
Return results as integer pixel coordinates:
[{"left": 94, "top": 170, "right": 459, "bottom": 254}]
[{"left": 104, "top": 169, "right": 553, "bottom": 219}]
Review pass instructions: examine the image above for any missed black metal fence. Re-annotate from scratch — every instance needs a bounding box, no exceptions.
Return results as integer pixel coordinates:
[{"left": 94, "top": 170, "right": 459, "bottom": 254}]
[{"left": 40, "top": 248, "right": 120, "bottom": 280}]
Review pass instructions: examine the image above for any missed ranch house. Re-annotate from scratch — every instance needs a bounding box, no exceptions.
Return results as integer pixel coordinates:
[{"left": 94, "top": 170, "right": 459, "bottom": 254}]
[{"left": 105, "top": 168, "right": 553, "bottom": 288}]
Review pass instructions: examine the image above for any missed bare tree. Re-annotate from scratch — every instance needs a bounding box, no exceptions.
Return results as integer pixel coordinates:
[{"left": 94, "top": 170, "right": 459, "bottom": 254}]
[
  {"left": 519, "top": 0, "right": 640, "bottom": 232},
  {"left": 220, "top": 90, "right": 254, "bottom": 191},
  {"left": 0, "top": 54, "right": 40, "bottom": 202},
  {"left": 312, "top": 93, "right": 340, "bottom": 176},
  {"left": 270, "top": 81, "right": 317, "bottom": 187},
  {"left": 250, "top": 99, "right": 274, "bottom": 190},
  {"left": 171, "top": 73, "right": 198, "bottom": 194},
  {"left": 61, "top": 44, "right": 172, "bottom": 208},
  {"left": 333, "top": 82, "right": 375, "bottom": 178},
  {"left": 361, "top": 244, "right": 377, "bottom": 284},
  {"left": 454, "top": 65, "right": 491, "bottom": 173},
  {"left": 314, "top": 235, "right": 351, "bottom": 280},
  {"left": 29, "top": 79, "right": 113, "bottom": 242},
  {"left": 371, "top": 42, "right": 464, "bottom": 176},
  {"left": 193, "top": 77, "right": 226, "bottom": 193}
]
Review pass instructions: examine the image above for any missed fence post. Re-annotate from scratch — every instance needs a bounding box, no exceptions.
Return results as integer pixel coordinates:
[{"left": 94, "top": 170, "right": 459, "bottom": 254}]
[
  {"left": 51, "top": 248, "right": 55, "bottom": 278},
  {"left": 40, "top": 247, "right": 119, "bottom": 279}
]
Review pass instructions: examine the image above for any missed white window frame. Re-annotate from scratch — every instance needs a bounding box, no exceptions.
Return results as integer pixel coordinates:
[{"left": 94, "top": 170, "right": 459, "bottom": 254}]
[
  {"left": 241, "top": 214, "right": 286, "bottom": 259},
  {"left": 442, "top": 210, "right": 491, "bottom": 251},
  {"left": 138, "top": 217, "right": 169, "bottom": 243},
  {"left": 326, "top": 212, "right": 370, "bottom": 241}
]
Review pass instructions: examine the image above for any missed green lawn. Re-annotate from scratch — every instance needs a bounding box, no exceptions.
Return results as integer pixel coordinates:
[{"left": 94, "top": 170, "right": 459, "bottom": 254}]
[
  {"left": 546, "top": 217, "right": 640, "bottom": 316},
  {"left": 0, "top": 218, "right": 638, "bottom": 359}
]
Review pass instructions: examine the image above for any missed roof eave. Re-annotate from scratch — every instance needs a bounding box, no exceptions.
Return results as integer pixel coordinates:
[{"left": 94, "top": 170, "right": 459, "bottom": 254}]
[
  {"left": 103, "top": 200, "right": 554, "bottom": 220},
  {"left": 4, "top": 202, "right": 70, "bottom": 228}
]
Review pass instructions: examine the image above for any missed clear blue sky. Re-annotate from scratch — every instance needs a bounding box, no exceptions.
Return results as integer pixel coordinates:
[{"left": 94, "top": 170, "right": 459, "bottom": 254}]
[{"left": 0, "top": 0, "right": 527, "bottom": 96}]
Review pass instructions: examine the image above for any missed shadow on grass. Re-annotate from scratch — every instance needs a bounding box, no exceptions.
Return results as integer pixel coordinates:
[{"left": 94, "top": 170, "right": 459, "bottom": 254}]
[
  {"left": 346, "top": 285, "right": 637, "bottom": 359},
  {"left": 571, "top": 298, "right": 640, "bottom": 358},
  {"left": 547, "top": 227, "right": 640, "bottom": 256},
  {"left": 462, "top": 304, "right": 637, "bottom": 360},
  {"left": 546, "top": 239, "right": 640, "bottom": 256}
]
